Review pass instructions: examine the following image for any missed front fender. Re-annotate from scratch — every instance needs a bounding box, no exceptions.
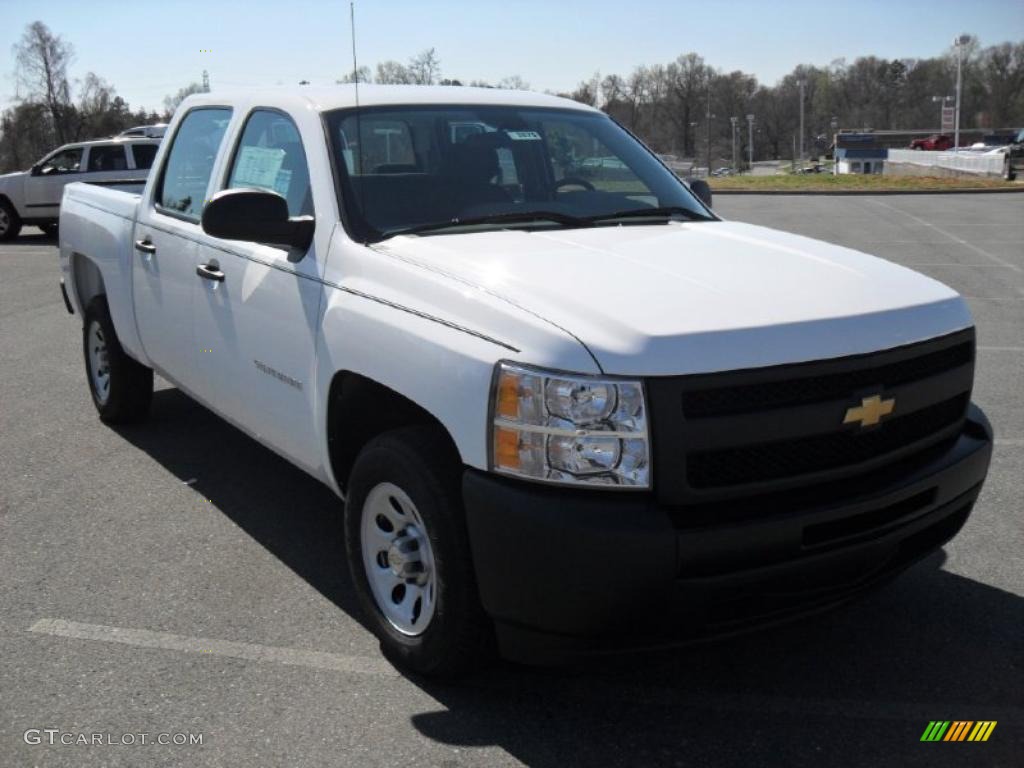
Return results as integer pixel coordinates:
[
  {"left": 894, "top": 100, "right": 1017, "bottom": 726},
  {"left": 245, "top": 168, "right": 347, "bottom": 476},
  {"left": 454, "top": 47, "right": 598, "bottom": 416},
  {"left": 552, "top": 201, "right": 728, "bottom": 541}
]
[{"left": 314, "top": 287, "right": 506, "bottom": 487}]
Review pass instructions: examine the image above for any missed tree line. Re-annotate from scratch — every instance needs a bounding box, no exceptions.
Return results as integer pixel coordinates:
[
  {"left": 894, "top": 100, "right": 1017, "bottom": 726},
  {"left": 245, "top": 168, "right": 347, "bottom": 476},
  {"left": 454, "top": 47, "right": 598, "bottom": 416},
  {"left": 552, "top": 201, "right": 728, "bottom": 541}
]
[{"left": 2, "top": 20, "right": 1022, "bottom": 174}]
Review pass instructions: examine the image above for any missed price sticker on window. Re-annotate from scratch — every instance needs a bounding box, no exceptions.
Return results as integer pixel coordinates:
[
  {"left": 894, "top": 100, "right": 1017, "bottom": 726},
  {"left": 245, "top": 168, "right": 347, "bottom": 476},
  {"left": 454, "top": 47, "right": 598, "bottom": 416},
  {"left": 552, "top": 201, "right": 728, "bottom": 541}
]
[{"left": 505, "top": 131, "right": 542, "bottom": 141}]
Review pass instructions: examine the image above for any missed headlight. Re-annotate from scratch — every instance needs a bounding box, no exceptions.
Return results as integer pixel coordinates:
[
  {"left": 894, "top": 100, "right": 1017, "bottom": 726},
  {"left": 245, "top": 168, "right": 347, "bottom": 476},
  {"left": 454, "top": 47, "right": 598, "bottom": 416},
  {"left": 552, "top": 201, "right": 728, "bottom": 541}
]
[{"left": 489, "top": 362, "right": 650, "bottom": 488}]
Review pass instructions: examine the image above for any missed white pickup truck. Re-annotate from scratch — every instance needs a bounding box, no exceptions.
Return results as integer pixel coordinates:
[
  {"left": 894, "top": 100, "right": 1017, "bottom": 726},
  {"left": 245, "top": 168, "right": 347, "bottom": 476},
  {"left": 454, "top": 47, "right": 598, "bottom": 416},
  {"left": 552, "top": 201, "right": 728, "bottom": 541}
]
[
  {"left": 0, "top": 137, "right": 160, "bottom": 239},
  {"left": 58, "top": 86, "right": 992, "bottom": 676}
]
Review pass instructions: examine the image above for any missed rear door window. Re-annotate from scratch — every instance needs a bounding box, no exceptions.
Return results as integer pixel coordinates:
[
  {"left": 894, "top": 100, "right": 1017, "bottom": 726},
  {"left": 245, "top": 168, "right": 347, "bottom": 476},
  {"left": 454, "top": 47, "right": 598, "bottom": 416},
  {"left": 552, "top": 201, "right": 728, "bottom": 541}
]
[
  {"left": 131, "top": 144, "right": 159, "bottom": 170},
  {"left": 86, "top": 145, "right": 129, "bottom": 172},
  {"left": 157, "top": 108, "right": 232, "bottom": 219}
]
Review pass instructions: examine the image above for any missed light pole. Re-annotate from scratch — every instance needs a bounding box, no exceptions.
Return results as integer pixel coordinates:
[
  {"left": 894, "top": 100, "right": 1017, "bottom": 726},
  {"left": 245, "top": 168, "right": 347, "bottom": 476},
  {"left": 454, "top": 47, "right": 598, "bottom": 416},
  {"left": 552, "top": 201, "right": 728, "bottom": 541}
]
[
  {"left": 797, "top": 79, "right": 806, "bottom": 166},
  {"left": 730, "top": 116, "right": 738, "bottom": 170},
  {"left": 746, "top": 114, "right": 755, "bottom": 171},
  {"left": 953, "top": 34, "right": 969, "bottom": 151},
  {"left": 932, "top": 95, "right": 953, "bottom": 134},
  {"left": 705, "top": 86, "right": 714, "bottom": 175}
]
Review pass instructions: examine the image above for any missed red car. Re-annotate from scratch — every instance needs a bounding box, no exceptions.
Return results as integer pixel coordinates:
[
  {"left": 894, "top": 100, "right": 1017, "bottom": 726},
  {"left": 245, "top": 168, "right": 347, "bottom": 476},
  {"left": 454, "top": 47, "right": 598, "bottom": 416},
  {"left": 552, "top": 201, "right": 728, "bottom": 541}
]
[{"left": 910, "top": 134, "right": 954, "bottom": 151}]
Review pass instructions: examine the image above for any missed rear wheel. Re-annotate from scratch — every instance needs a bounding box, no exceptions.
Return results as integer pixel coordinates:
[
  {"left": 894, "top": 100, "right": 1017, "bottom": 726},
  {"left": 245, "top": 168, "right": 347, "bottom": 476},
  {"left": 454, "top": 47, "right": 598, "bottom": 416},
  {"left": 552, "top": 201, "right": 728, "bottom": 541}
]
[
  {"left": 0, "top": 199, "right": 21, "bottom": 241},
  {"left": 345, "top": 425, "right": 493, "bottom": 677},
  {"left": 83, "top": 296, "right": 153, "bottom": 423}
]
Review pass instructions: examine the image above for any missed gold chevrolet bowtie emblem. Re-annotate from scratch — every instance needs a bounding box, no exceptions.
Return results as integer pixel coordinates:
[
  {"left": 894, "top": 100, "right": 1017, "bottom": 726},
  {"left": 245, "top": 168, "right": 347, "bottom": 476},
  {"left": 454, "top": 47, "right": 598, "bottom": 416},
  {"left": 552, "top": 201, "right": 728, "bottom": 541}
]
[{"left": 844, "top": 394, "right": 895, "bottom": 428}]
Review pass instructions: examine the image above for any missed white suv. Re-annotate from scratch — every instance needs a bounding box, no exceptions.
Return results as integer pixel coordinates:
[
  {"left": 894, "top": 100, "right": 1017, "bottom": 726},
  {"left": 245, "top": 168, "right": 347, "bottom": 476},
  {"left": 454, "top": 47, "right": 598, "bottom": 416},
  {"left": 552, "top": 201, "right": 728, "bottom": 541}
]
[{"left": 0, "top": 137, "right": 160, "bottom": 239}]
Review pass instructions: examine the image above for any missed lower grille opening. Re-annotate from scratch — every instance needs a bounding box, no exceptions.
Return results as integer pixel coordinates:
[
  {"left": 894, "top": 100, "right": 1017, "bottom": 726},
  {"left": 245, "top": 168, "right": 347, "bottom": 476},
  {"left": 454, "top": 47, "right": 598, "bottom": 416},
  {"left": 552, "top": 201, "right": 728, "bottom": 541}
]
[
  {"left": 688, "top": 393, "right": 969, "bottom": 489},
  {"left": 703, "top": 501, "right": 974, "bottom": 629},
  {"left": 802, "top": 488, "right": 937, "bottom": 548}
]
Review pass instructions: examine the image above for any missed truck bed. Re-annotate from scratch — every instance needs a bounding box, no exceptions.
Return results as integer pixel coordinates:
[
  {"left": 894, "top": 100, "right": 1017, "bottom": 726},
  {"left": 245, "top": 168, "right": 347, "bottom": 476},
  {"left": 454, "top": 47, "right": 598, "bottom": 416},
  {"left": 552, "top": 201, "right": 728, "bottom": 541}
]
[{"left": 59, "top": 182, "right": 148, "bottom": 364}]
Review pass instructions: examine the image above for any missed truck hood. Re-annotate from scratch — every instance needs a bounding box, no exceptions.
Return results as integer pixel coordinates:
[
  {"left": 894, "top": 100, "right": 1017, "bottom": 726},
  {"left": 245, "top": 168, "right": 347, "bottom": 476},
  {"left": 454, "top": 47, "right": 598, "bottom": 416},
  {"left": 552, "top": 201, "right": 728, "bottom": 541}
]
[{"left": 375, "top": 221, "right": 971, "bottom": 376}]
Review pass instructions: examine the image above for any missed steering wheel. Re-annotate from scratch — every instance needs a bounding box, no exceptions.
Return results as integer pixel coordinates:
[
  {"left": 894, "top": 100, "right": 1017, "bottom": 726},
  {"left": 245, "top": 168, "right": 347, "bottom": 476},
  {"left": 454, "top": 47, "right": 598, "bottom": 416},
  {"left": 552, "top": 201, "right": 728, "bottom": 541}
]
[{"left": 554, "top": 176, "right": 596, "bottom": 192}]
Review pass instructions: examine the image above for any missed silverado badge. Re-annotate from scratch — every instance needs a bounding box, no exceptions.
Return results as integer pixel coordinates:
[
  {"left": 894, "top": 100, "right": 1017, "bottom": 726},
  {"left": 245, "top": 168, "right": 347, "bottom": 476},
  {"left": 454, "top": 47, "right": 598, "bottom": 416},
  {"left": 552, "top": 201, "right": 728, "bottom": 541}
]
[{"left": 844, "top": 394, "right": 896, "bottom": 428}]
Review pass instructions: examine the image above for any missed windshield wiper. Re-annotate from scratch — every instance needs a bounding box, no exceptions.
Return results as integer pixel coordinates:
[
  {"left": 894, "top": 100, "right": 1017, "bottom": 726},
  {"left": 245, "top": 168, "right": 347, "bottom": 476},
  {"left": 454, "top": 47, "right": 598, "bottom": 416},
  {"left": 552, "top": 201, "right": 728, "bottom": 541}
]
[
  {"left": 587, "top": 206, "right": 708, "bottom": 224},
  {"left": 382, "top": 211, "right": 594, "bottom": 240}
]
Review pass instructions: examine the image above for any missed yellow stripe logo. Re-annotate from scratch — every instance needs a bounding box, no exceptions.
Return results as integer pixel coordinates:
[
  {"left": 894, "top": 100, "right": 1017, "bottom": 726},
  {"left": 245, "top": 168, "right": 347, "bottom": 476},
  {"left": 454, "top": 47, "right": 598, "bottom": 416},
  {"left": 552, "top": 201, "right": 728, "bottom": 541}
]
[{"left": 921, "top": 721, "right": 997, "bottom": 742}]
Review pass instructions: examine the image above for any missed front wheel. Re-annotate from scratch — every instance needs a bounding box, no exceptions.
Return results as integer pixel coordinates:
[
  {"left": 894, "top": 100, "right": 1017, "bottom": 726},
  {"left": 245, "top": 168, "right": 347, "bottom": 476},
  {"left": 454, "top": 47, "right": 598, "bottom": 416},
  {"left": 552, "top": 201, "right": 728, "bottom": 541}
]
[
  {"left": 83, "top": 296, "right": 153, "bottom": 423},
  {"left": 345, "top": 426, "right": 492, "bottom": 677},
  {"left": 0, "top": 199, "right": 21, "bottom": 241}
]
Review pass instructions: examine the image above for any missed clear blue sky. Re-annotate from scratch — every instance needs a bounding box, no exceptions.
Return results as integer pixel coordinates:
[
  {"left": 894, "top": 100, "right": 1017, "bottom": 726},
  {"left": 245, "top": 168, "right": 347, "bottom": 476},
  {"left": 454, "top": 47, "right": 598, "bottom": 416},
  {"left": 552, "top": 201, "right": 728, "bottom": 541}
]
[{"left": 2, "top": 0, "right": 1022, "bottom": 114}]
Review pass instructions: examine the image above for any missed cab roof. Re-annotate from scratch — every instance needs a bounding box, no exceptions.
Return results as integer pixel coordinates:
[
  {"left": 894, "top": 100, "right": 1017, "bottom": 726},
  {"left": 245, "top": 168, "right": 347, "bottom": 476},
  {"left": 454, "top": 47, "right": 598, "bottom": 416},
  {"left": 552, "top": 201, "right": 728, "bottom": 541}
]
[{"left": 178, "top": 84, "right": 601, "bottom": 115}]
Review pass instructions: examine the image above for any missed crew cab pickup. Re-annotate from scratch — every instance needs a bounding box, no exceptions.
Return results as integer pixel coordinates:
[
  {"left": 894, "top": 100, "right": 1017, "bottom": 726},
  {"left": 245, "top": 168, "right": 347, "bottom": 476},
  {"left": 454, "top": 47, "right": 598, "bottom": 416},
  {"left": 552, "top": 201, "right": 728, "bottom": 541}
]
[
  {"left": 58, "top": 86, "right": 993, "bottom": 676},
  {"left": 0, "top": 136, "right": 159, "bottom": 240}
]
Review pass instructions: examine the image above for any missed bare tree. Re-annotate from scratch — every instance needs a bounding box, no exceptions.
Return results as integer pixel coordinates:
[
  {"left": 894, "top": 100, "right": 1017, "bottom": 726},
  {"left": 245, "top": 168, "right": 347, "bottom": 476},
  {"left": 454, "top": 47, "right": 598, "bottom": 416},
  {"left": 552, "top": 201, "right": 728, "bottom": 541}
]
[
  {"left": 76, "top": 73, "right": 125, "bottom": 139},
  {"left": 162, "top": 83, "right": 206, "bottom": 116},
  {"left": 497, "top": 75, "right": 530, "bottom": 90},
  {"left": 13, "top": 21, "right": 74, "bottom": 145},
  {"left": 407, "top": 48, "right": 441, "bottom": 85},
  {"left": 375, "top": 60, "right": 412, "bottom": 84},
  {"left": 337, "top": 66, "right": 372, "bottom": 84}
]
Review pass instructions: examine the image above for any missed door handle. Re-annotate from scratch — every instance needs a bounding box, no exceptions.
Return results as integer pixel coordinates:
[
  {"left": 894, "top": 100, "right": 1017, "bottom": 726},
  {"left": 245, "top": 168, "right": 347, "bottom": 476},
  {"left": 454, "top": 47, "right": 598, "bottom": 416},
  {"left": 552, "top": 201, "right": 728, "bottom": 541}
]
[
  {"left": 196, "top": 263, "right": 225, "bottom": 282},
  {"left": 134, "top": 238, "right": 156, "bottom": 254}
]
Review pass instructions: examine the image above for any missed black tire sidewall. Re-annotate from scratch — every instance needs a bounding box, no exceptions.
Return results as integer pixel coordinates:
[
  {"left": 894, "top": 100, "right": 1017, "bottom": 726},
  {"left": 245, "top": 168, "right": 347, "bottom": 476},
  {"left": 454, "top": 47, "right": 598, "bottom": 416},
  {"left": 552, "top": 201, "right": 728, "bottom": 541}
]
[
  {"left": 82, "top": 297, "right": 151, "bottom": 422},
  {"left": 0, "top": 199, "right": 21, "bottom": 241},
  {"left": 344, "top": 428, "right": 486, "bottom": 675}
]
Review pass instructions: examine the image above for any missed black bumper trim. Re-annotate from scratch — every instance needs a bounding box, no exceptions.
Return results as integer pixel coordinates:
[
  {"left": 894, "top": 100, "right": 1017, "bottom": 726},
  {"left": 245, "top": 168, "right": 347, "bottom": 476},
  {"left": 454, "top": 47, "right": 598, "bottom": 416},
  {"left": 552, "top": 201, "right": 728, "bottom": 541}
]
[{"left": 462, "top": 405, "right": 992, "bottom": 664}]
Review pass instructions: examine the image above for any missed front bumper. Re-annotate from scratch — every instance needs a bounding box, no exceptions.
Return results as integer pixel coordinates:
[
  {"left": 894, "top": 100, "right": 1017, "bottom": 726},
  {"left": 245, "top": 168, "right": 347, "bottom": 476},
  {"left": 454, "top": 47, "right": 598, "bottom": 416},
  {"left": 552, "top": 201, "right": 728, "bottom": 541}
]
[{"left": 462, "top": 404, "right": 993, "bottom": 664}]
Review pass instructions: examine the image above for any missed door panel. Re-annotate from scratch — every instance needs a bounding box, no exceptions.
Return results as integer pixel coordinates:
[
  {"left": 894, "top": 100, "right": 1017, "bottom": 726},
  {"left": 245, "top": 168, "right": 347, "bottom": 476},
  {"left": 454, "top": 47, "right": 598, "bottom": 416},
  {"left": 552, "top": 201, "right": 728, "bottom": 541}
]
[
  {"left": 194, "top": 242, "right": 323, "bottom": 468},
  {"left": 25, "top": 147, "right": 83, "bottom": 218},
  {"left": 130, "top": 218, "right": 200, "bottom": 390},
  {"left": 193, "top": 107, "right": 323, "bottom": 471},
  {"left": 132, "top": 107, "right": 233, "bottom": 394}
]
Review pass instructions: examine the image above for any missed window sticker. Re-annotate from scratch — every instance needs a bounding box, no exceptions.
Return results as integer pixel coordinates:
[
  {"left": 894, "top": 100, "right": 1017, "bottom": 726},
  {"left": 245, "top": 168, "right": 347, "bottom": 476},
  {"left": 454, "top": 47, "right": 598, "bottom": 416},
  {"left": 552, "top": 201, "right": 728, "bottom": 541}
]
[
  {"left": 272, "top": 168, "right": 292, "bottom": 198},
  {"left": 505, "top": 130, "right": 542, "bottom": 141},
  {"left": 233, "top": 146, "right": 285, "bottom": 189}
]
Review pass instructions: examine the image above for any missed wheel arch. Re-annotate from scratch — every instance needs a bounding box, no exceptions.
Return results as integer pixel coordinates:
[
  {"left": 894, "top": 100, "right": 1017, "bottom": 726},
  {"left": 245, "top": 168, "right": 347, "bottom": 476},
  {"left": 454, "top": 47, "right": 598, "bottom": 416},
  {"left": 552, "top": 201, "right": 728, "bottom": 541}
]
[
  {"left": 326, "top": 371, "right": 462, "bottom": 496},
  {"left": 70, "top": 252, "right": 107, "bottom": 316}
]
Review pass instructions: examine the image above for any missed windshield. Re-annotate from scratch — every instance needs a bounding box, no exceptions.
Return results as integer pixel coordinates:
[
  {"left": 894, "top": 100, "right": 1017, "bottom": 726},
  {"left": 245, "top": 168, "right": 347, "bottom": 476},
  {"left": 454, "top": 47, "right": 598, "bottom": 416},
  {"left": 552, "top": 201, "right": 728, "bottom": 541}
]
[{"left": 324, "top": 105, "right": 712, "bottom": 242}]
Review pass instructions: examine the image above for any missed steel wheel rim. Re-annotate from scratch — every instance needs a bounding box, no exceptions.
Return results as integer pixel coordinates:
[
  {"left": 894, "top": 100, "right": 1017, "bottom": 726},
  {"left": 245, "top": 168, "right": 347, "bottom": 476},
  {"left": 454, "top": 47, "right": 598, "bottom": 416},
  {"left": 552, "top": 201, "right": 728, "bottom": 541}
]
[
  {"left": 88, "top": 320, "right": 111, "bottom": 405},
  {"left": 360, "top": 481, "right": 437, "bottom": 636}
]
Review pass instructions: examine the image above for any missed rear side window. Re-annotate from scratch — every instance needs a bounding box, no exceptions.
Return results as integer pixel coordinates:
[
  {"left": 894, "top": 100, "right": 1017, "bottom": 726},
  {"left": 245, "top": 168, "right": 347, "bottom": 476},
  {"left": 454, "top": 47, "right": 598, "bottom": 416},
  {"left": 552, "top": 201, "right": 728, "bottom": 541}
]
[
  {"left": 87, "top": 145, "right": 128, "bottom": 172},
  {"left": 131, "top": 144, "right": 158, "bottom": 170},
  {"left": 157, "top": 108, "right": 232, "bottom": 219},
  {"left": 226, "top": 110, "right": 313, "bottom": 216}
]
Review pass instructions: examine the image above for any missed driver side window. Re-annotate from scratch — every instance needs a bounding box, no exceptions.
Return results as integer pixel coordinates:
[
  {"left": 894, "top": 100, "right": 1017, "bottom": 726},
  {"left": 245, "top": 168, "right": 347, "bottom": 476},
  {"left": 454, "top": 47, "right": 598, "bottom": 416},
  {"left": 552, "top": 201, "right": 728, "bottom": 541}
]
[{"left": 39, "top": 148, "right": 83, "bottom": 175}]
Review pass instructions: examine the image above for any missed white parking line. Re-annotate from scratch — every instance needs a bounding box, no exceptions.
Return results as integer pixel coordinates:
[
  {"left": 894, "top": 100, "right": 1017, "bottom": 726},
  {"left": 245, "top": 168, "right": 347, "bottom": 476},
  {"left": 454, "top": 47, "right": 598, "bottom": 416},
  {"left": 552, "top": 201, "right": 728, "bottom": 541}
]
[
  {"left": 29, "top": 618, "right": 397, "bottom": 677},
  {"left": 866, "top": 200, "right": 1023, "bottom": 274},
  {"left": 995, "top": 439, "right": 1024, "bottom": 447}
]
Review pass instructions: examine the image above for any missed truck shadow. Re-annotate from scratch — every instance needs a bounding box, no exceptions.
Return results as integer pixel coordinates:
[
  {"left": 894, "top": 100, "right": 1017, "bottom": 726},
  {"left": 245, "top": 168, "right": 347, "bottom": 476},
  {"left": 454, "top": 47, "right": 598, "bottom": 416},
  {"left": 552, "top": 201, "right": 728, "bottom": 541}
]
[{"left": 116, "top": 388, "right": 1022, "bottom": 768}]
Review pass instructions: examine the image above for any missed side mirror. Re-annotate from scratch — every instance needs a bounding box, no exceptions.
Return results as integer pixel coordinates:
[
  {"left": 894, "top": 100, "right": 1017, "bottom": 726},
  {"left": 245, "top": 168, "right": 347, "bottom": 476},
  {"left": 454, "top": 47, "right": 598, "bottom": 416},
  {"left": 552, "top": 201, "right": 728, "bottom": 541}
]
[
  {"left": 201, "top": 188, "right": 314, "bottom": 252},
  {"left": 689, "top": 179, "right": 713, "bottom": 208},
  {"left": 29, "top": 164, "right": 43, "bottom": 176}
]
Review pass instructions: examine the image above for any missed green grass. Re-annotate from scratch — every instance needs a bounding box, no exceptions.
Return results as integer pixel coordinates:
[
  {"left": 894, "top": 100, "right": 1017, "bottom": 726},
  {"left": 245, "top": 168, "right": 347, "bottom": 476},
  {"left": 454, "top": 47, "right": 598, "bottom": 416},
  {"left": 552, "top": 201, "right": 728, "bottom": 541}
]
[{"left": 708, "top": 174, "right": 1019, "bottom": 192}]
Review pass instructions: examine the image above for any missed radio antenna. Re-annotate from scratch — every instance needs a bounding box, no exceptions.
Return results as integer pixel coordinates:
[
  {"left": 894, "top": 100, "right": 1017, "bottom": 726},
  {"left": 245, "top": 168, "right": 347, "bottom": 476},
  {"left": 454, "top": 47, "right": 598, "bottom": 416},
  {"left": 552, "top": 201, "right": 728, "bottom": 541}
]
[{"left": 350, "top": 1, "right": 360, "bottom": 90}]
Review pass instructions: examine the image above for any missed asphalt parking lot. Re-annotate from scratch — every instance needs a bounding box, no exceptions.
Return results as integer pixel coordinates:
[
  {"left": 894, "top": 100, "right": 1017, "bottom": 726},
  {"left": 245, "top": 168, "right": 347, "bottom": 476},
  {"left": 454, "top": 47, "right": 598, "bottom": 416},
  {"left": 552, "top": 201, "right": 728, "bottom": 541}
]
[{"left": 1, "top": 193, "right": 1021, "bottom": 767}]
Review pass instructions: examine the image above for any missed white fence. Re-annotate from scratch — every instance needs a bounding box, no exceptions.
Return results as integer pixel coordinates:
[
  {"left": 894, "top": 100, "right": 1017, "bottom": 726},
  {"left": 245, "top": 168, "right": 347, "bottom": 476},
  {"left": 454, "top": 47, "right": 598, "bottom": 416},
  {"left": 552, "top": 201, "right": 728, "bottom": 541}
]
[{"left": 887, "top": 149, "right": 1007, "bottom": 176}]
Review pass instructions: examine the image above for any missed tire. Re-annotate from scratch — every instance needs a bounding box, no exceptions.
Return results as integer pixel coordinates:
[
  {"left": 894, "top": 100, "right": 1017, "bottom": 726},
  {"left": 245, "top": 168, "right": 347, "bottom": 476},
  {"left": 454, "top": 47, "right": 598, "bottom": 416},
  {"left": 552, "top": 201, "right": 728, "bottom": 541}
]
[
  {"left": 345, "top": 425, "right": 493, "bottom": 677},
  {"left": 0, "top": 198, "right": 22, "bottom": 241},
  {"left": 83, "top": 296, "right": 153, "bottom": 423}
]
